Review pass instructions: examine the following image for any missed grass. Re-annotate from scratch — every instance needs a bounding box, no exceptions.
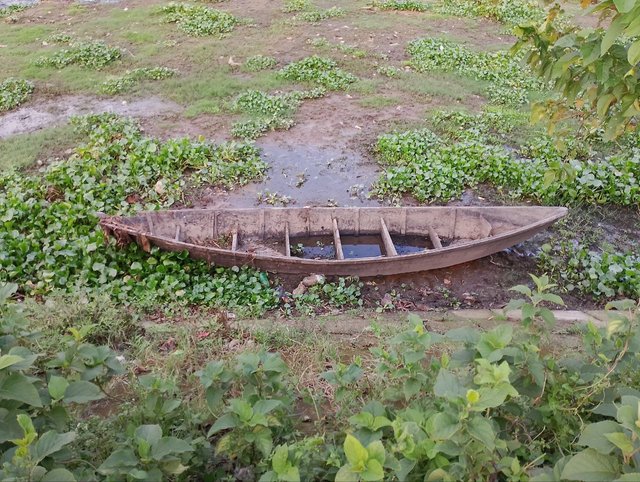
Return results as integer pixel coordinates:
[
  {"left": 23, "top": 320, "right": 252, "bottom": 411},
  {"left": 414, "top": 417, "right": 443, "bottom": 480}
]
[{"left": 0, "top": 124, "right": 81, "bottom": 172}]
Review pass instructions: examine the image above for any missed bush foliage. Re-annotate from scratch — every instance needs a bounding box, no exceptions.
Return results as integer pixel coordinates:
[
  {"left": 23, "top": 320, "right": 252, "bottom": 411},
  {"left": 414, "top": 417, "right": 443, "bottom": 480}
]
[{"left": 3, "top": 279, "right": 640, "bottom": 480}]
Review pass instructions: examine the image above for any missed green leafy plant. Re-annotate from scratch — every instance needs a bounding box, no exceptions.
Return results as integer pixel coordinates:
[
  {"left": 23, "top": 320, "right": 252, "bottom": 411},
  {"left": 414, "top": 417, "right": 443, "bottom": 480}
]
[
  {"left": 99, "top": 67, "right": 177, "bottom": 95},
  {"left": 97, "top": 424, "right": 195, "bottom": 479},
  {"left": 408, "top": 38, "right": 543, "bottom": 105},
  {"left": 35, "top": 41, "right": 121, "bottom": 70},
  {"left": 231, "top": 88, "right": 325, "bottom": 139},
  {"left": 376, "top": 0, "right": 428, "bottom": 12},
  {"left": 0, "top": 78, "right": 33, "bottom": 112},
  {"left": 278, "top": 56, "right": 358, "bottom": 90},
  {"left": 244, "top": 55, "right": 278, "bottom": 72},
  {"left": 161, "top": 2, "right": 238, "bottom": 36},
  {"left": 294, "top": 6, "right": 344, "bottom": 22},
  {"left": 436, "top": 0, "right": 545, "bottom": 26}
]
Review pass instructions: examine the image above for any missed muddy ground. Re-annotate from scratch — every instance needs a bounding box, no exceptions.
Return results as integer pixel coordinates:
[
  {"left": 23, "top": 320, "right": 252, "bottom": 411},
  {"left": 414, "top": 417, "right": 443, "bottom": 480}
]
[{"left": 1, "top": 0, "right": 637, "bottom": 312}]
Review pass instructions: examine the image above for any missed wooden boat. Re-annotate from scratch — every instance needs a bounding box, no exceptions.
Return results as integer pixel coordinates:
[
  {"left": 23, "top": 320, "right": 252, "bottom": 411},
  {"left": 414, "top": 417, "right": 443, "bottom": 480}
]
[{"left": 99, "top": 206, "right": 567, "bottom": 276}]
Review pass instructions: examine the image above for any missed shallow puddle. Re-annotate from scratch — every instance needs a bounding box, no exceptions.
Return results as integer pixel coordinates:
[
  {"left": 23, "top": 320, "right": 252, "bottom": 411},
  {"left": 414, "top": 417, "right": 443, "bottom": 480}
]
[{"left": 202, "top": 141, "right": 383, "bottom": 208}]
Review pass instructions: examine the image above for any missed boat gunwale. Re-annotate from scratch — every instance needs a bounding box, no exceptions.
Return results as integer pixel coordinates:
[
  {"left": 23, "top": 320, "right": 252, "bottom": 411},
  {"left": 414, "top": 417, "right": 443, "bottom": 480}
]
[{"left": 99, "top": 206, "right": 568, "bottom": 265}]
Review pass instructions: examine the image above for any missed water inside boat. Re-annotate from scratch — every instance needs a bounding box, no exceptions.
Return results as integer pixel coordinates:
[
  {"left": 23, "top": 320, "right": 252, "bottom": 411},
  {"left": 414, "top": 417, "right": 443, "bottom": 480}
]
[{"left": 280, "top": 234, "right": 453, "bottom": 260}]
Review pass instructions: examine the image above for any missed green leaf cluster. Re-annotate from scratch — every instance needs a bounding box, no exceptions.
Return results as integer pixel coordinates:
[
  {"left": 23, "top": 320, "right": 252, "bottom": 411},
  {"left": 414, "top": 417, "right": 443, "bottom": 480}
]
[
  {"left": 35, "top": 41, "right": 122, "bottom": 70},
  {"left": 0, "top": 78, "right": 33, "bottom": 112},
  {"left": 278, "top": 55, "right": 358, "bottom": 90},
  {"left": 99, "top": 67, "right": 177, "bottom": 95},
  {"left": 160, "top": 2, "right": 238, "bottom": 36},
  {"left": 0, "top": 113, "right": 277, "bottom": 312}
]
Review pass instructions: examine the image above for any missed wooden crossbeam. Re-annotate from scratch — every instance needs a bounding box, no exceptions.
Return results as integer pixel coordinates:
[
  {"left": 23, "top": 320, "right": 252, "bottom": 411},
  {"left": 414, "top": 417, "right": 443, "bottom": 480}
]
[
  {"left": 428, "top": 226, "right": 442, "bottom": 249},
  {"left": 332, "top": 218, "right": 344, "bottom": 260},
  {"left": 380, "top": 218, "right": 398, "bottom": 256},
  {"left": 285, "top": 222, "right": 291, "bottom": 257},
  {"left": 231, "top": 228, "right": 238, "bottom": 252}
]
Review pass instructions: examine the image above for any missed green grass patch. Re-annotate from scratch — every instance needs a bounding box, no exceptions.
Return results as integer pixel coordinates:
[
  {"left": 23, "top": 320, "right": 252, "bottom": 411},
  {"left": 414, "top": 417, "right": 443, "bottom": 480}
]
[
  {"left": 435, "top": 0, "right": 545, "bottom": 26},
  {"left": 243, "top": 55, "right": 278, "bottom": 72},
  {"left": 0, "top": 124, "right": 81, "bottom": 172}
]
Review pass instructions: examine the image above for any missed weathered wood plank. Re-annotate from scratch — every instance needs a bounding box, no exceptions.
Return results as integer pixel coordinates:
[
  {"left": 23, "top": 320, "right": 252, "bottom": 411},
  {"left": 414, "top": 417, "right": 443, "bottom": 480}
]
[
  {"left": 332, "top": 218, "right": 344, "bottom": 260},
  {"left": 428, "top": 226, "right": 443, "bottom": 250},
  {"left": 380, "top": 218, "right": 398, "bottom": 257}
]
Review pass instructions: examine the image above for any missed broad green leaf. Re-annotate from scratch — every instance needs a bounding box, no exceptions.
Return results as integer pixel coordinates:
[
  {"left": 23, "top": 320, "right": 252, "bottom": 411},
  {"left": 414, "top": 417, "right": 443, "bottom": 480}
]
[
  {"left": 230, "top": 398, "right": 253, "bottom": 421},
  {"left": 560, "top": 449, "right": 620, "bottom": 481},
  {"left": 48, "top": 376, "right": 69, "bottom": 401},
  {"left": 135, "top": 425, "right": 162, "bottom": 446},
  {"left": 467, "top": 417, "right": 495, "bottom": 450},
  {"left": 361, "top": 459, "right": 384, "bottom": 481},
  {"left": 41, "top": 468, "right": 76, "bottom": 482},
  {"left": 253, "top": 399, "right": 282, "bottom": 415},
  {"left": 613, "top": 0, "right": 635, "bottom": 13},
  {"left": 32, "top": 431, "right": 76, "bottom": 464},
  {"left": 601, "top": 17, "right": 626, "bottom": 55},
  {"left": 151, "top": 436, "right": 194, "bottom": 460},
  {"left": 604, "top": 432, "right": 634, "bottom": 455},
  {"left": 578, "top": 421, "right": 622, "bottom": 454},
  {"left": 431, "top": 412, "right": 459, "bottom": 440},
  {"left": 344, "top": 433, "right": 368, "bottom": 467},
  {"left": 597, "top": 94, "right": 617, "bottom": 118},
  {"left": 272, "top": 445, "right": 290, "bottom": 474},
  {"left": 0, "top": 373, "right": 42, "bottom": 407},
  {"left": 0, "top": 354, "right": 24, "bottom": 370},
  {"left": 335, "top": 465, "right": 358, "bottom": 482},
  {"left": 208, "top": 413, "right": 238, "bottom": 436},
  {"left": 98, "top": 448, "right": 139, "bottom": 474},
  {"left": 64, "top": 381, "right": 104, "bottom": 404},
  {"left": 433, "top": 369, "right": 466, "bottom": 401},
  {"left": 628, "top": 39, "right": 640, "bottom": 66},
  {"left": 366, "top": 440, "right": 385, "bottom": 465}
]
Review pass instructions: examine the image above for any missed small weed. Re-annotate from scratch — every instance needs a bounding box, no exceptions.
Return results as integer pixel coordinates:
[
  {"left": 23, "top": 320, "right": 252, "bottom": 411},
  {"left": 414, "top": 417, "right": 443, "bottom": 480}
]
[
  {"left": 244, "top": 55, "right": 278, "bottom": 72},
  {"left": 294, "top": 6, "right": 344, "bottom": 23},
  {"left": 99, "top": 67, "right": 177, "bottom": 95},
  {"left": 375, "top": 0, "right": 429, "bottom": 12},
  {"left": 0, "top": 4, "right": 29, "bottom": 18},
  {"left": 161, "top": 3, "right": 238, "bottom": 37},
  {"left": 0, "top": 78, "right": 33, "bottom": 112},
  {"left": 257, "top": 190, "right": 294, "bottom": 206},
  {"left": 282, "top": 0, "right": 310, "bottom": 12},
  {"left": 35, "top": 41, "right": 121, "bottom": 70},
  {"left": 376, "top": 65, "right": 400, "bottom": 77},
  {"left": 278, "top": 56, "right": 357, "bottom": 90}
]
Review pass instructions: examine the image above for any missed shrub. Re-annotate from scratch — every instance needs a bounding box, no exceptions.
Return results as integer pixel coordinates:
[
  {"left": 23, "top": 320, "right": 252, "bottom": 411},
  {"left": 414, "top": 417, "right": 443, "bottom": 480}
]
[
  {"left": 100, "top": 67, "right": 177, "bottom": 95},
  {"left": 35, "top": 41, "right": 121, "bottom": 70},
  {"left": 160, "top": 2, "right": 238, "bottom": 36},
  {"left": 0, "top": 78, "right": 33, "bottom": 112},
  {"left": 278, "top": 55, "right": 357, "bottom": 90}
]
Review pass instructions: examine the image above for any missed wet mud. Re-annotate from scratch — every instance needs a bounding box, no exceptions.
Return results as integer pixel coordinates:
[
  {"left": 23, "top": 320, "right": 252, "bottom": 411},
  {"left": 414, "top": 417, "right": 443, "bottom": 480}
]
[{"left": 0, "top": 95, "right": 182, "bottom": 139}]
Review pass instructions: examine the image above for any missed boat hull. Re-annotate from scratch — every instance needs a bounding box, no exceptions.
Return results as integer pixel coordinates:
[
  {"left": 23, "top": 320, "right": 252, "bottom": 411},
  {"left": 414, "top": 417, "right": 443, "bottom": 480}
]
[{"left": 100, "top": 206, "right": 567, "bottom": 276}]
